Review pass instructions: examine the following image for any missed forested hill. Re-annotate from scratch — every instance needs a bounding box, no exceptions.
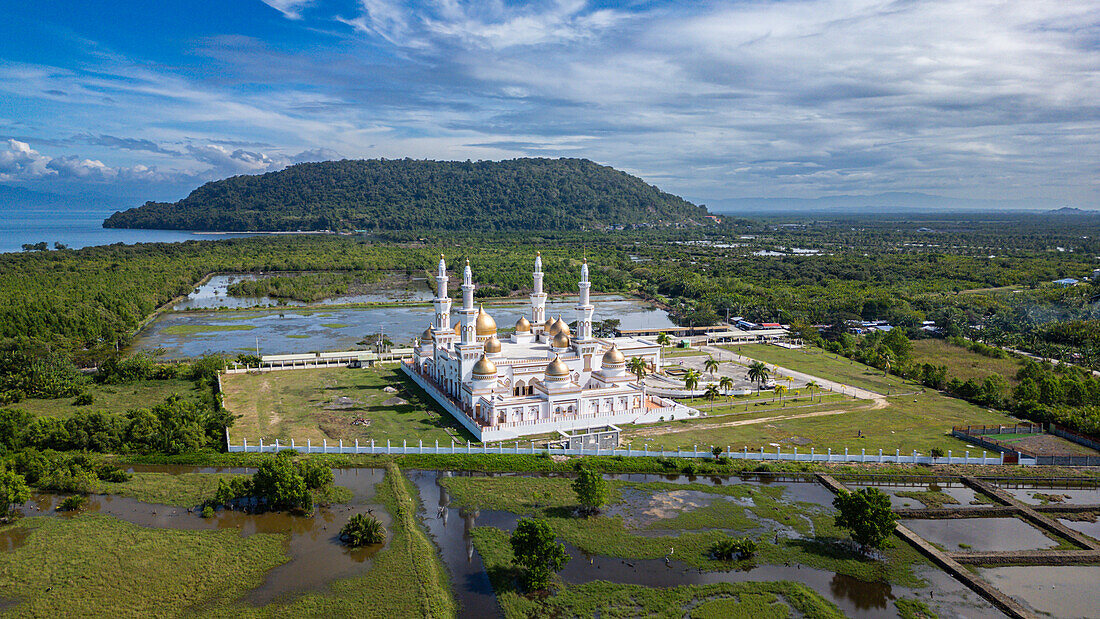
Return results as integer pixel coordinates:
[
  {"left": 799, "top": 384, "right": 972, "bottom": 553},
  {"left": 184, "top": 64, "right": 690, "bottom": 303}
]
[{"left": 103, "top": 158, "right": 709, "bottom": 231}]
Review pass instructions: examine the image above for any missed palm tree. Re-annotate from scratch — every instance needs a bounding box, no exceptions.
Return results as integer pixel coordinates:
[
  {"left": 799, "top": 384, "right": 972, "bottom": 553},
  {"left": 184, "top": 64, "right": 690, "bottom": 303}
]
[
  {"left": 683, "top": 368, "right": 701, "bottom": 401},
  {"left": 703, "top": 356, "right": 720, "bottom": 376},
  {"left": 878, "top": 348, "right": 895, "bottom": 377},
  {"left": 656, "top": 332, "right": 672, "bottom": 348},
  {"left": 704, "top": 384, "right": 719, "bottom": 403},
  {"left": 774, "top": 384, "right": 787, "bottom": 405},
  {"left": 806, "top": 380, "right": 820, "bottom": 402},
  {"left": 746, "top": 361, "right": 770, "bottom": 393},
  {"left": 718, "top": 376, "right": 734, "bottom": 402},
  {"left": 627, "top": 356, "right": 648, "bottom": 399}
]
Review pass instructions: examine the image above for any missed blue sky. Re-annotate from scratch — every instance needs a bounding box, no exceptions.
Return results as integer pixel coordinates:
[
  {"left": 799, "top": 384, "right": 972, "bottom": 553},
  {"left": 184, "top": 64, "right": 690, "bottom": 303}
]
[{"left": 1, "top": 0, "right": 1098, "bottom": 207}]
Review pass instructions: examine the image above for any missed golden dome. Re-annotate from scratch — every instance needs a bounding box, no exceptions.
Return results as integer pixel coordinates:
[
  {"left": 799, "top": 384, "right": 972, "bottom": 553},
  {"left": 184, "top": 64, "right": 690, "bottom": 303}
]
[
  {"left": 602, "top": 345, "right": 625, "bottom": 365},
  {"left": 472, "top": 355, "right": 497, "bottom": 377},
  {"left": 546, "top": 355, "right": 570, "bottom": 377},
  {"left": 544, "top": 316, "right": 555, "bottom": 332},
  {"left": 475, "top": 305, "right": 497, "bottom": 336},
  {"left": 553, "top": 317, "right": 570, "bottom": 336},
  {"left": 515, "top": 316, "right": 532, "bottom": 333},
  {"left": 421, "top": 323, "right": 433, "bottom": 340},
  {"left": 453, "top": 322, "right": 461, "bottom": 335},
  {"left": 484, "top": 335, "right": 501, "bottom": 353},
  {"left": 552, "top": 330, "right": 571, "bottom": 349}
]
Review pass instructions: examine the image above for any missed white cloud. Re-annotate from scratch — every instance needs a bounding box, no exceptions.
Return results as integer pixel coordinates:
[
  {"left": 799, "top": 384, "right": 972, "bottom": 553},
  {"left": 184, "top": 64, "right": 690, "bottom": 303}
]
[
  {"left": 260, "top": 0, "right": 314, "bottom": 19},
  {"left": 0, "top": 139, "right": 51, "bottom": 180}
]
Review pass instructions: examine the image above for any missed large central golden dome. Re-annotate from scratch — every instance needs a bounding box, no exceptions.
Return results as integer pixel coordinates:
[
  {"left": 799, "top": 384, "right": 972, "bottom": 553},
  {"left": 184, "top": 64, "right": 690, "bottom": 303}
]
[
  {"left": 475, "top": 305, "right": 497, "bottom": 336},
  {"left": 546, "top": 355, "right": 570, "bottom": 377}
]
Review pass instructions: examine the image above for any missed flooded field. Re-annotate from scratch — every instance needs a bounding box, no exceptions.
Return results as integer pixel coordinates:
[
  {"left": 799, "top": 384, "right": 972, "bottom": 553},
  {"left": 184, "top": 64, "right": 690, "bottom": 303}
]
[
  {"left": 978, "top": 565, "right": 1100, "bottom": 618},
  {"left": 848, "top": 482, "right": 992, "bottom": 509},
  {"left": 173, "top": 273, "right": 434, "bottom": 310},
  {"left": 134, "top": 296, "right": 675, "bottom": 358},
  {"left": 900, "top": 517, "right": 1059, "bottom": 552},
  {"left": 12, "top": 467, "right": 387, "bottom": 605},
  {"left": 408, "top": 470, "right": 1000, "bottom": 619},
  {"left": 994, "top": 483, "right": 1100, "bottom": 506}
]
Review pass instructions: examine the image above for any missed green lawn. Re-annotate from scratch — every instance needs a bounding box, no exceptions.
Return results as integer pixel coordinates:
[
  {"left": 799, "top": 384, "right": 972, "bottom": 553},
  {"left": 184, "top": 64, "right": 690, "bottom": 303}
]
[
  {"left": 910, "top": 339, "right": 1023, "bottom": 386},
  {"left": 725, "top": 344, "right": 913, "bottom": 394},
  {"left": 12, "top": 378, "right": 205, "bottom": 418},
  {"left": 625, "top": 392, "right": 1016, "bottom": 455},
  {"left": 221, "top": 365, "right": 477, "bottom": 444}
]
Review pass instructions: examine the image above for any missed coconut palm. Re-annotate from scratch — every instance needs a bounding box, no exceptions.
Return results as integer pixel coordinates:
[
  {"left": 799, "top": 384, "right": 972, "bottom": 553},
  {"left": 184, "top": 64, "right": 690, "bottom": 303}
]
[
  {"left": 746, "top": 361, "right": 770, "bottom": 392},
  {"left": 627, "top": 356, "right": 649, "bottom": 398},
  {"left": 878, "top": 348, "right": 895, "bottom": 377},
  {"left": 656, "top": 332, "right": 672, "bottom": 347},
  {"left": 718, "top": 376, "right": 734, "bottom": 402},
  {"left": 773, "top": 384, "right": 787, "bottom": 405},
  {"left": 703, "top": 356, "right": 720, "bottom": 376},
  {"left": 704, "top": 384, "right": 720, "bottom": 402},
  {"left": 806, "top": 380, "right": 821, "bottom": 402},
  {"left": 683, "top": 368, "right": 702, "bottom": 401}
]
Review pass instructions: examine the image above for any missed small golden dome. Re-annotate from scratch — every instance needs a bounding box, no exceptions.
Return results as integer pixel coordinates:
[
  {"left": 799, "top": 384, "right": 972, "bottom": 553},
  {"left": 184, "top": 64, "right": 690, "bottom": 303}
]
[
  {"left": 553, "top": 317, "right": 570, "bottom": 336},
  {"left": 544, "top": 316, "right": 555, "bottom": 332},
  {"left": 484, "top": 335, "right": 501, "bottom": 353},
  {"left": 475, "top": 305, "right": 497, "bottom": 336},
  {"left": 552, "top": 330, "right": 571, "bottom": 349},
  {"left": 472, "top": 355, "right": 497, "bottom": 377},
  {"left": 515, "top": 316, "right": 532, "bottom": 333},
  {"left": 421, "top": 323, "right": 433, "bottom": 340},
  {"left": 602, "top": 345, "right": 625, "bottom": 365},
  {"left": 546, "top": 355, "right": 570, "bottom": 377},
  {"left": 454, "top": 322, "right": 461, "bottom": 335}
]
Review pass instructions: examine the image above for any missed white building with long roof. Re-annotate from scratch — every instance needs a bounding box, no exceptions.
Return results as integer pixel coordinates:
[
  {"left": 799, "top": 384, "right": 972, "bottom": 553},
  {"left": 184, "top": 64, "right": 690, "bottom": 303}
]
[{"left": 403, "top": 254, "right": 696, "bottom": 441}]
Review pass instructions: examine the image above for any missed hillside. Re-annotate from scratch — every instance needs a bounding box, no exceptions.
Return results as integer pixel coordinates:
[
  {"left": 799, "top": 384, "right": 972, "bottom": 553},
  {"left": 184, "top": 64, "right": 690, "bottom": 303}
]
[{"left": 103, "top": 158, "right": 709, "bottom": 232}]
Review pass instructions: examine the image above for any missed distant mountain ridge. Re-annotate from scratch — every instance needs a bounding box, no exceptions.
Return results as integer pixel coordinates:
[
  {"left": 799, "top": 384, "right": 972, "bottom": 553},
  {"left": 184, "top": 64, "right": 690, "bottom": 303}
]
[{"left": 102, "top": 158, "right": 709, "bottom": 232}]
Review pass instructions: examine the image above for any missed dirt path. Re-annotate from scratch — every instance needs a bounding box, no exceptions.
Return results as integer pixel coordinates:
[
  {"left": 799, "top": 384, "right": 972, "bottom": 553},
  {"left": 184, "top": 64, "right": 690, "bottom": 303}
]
[{"left": 628, "top": 404, "right": 872, "bottom": 438}]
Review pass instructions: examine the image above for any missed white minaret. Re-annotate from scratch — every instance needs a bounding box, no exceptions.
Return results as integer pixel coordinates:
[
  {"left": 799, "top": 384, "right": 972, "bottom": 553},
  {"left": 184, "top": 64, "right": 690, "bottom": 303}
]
[
  {"left": 576, "top": 258, "right": 594, "bottom": 340},
  {"left": 531, "top": 251, "right": 547, "bottom": 328},
  {"left": 433, "top": 254, "right": 452, "bottom": 332},
  {"left": 458, "top": 259, "right": 477, "bottom": 345}
]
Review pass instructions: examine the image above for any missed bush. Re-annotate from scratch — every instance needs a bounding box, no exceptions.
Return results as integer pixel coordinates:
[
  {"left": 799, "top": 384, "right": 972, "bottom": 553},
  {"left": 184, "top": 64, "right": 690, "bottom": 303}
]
[
  {"left": 73, "top": 393, "right": 94, "bottom": 406},
  {"left": 96, "top": 464, "right": 131, "bottom": 483},
  {"left": 250, "top": 452, "right": 312, "bottom": 512},
  {"left": 572, "top": 466, "right": 607, "bottom": 515},
  {"left": 57, "top": 495, "right": 86, "bottom": 511},
  {"left": 833, "top": 488, "right": 897, "bottom": 550},
  {"left": 710, "top": 536, "right": 757, "bottom": 560},
  {"left": 340, "top": 513, "right": 386, "bottom": 546},
  {"left": 681, "top": 461, "right": 698, "bottom": 476},
  {"left": 297, "top": 458, "right": 334, "bottom": 490},
  {"left": 929, "top": 447, "right": 945, "bottom": 459},
  {"left": 201, "top": 505, "right": 215, "bottom": 518},
  {"left": 510, "top": 518, "right": 570, "bottom": 591}
]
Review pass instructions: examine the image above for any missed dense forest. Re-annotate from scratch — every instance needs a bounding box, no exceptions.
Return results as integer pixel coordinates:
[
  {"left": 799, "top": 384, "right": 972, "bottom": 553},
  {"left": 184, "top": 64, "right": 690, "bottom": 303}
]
[{"left": 102, "top": 158, "right": 710, "bottom": 232}]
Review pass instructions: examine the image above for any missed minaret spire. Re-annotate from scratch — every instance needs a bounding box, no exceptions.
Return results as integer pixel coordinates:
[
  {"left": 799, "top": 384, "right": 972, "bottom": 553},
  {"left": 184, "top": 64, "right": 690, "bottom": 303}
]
[
  {"left": 459, "top": 257, "right": 477, "bottom": 345},
  {"left": 576, "top": 257, "right": 593, "bottom": 341},
  {"left": 530, "top": 251, "right": 547, "bottom": 329},
  {"left": 433, "top": 253, "right": 452, "bottom": 333}
]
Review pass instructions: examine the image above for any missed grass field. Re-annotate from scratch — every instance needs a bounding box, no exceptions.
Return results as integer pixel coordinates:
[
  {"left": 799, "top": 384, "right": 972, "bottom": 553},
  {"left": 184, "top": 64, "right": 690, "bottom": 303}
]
[
  {"left": 910, "top": 339, "right": 1023, "bottom": 385},
  {"left": 222, "top": 365, "right": 477, "bottom": 444},
  {"left": 724, "top": 344, "right": 913, "bottom": 394},
  {"left": 12, "top": 378, "right": 205, "bottom": 418}
]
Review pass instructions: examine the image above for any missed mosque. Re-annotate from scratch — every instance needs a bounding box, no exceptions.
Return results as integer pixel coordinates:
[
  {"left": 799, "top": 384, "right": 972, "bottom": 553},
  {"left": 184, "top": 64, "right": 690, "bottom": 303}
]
[{"left": 403, "top": 254, "right": 696, "bottom": 442}]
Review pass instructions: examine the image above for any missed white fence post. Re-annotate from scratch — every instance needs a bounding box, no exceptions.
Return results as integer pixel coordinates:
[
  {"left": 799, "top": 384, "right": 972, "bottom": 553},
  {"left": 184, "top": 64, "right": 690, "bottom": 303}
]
[
  {"left": 243, "top": 438, "right": 247, "bottom": 452},
  {"left": 307, "top": 438, "right": 311, "bottom": 453},
  {"left": 322, "top": 439, "right": 327, "bottom": 454},
  {"left": 259, "top": 438, "right": 264, "bottom": 453},
  {"left": 274, "top": 439, "right": 279, "bottom": 452}
]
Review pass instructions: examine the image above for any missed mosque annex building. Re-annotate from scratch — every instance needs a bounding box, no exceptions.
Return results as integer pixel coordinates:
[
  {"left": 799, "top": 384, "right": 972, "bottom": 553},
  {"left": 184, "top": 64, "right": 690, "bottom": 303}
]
[{"left": 402, "top": 254, "right": 696, "bottom": 442}]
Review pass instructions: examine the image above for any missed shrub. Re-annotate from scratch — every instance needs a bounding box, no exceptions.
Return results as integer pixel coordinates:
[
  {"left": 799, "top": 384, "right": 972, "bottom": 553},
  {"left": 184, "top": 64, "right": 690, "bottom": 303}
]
[
  {"left": 510, "top": 518, "right": 569, "bottom": 591},
  {"left": 572, "top": 466, "right": 607, "bottom": 515},
  {"left": 96, "top": 464, "right": 131, "bottom": 483},
  {"left": 681, "top": 461, "right": 698, "bottom": 475},
  {"left": 833, "top": 488, "right": 897, "bottom": 550},
  {"left": 57, "top": 495, "right": 86, "bottom": 511},
  {"left": 73, "top": 393, "right": 94, "bottom": 406},
  {"left": 930, "top": 447, "right": 945, "bottom": 459},
  {"left": 340, "top": 513, "right": 386, "bottom": 546},
  {"left": 297, "top": 458, "right": 334, "bottom": 490},
  {"left": 710, "top": 536, "right": 758, "bottom": 560},
  {"left": 201, "top": 505, "right": 215, "bottom": 518},
  {"left": 251, "top": 452, "right": 312, "bottom": 512},
  {"left": 0, "top": 468, "right": 30, "bottom": 515}
]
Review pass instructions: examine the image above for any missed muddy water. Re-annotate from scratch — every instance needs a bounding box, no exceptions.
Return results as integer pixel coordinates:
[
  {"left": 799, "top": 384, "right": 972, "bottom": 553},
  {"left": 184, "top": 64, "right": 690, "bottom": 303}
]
[
  {"left": 848, "top": 482, "right": 992, "bottom": 510},
  {"left": 1058, "top": 517, "right": 1100, "bottom": 543},
  {"left": 994, "top": 484, "right": 1100, "bottom": 506},
  {"left": 978, "top": 565, "right": 1100, "bottom": 618},
  {"left": 407, "top": 470, "right": 1000, "bottom": 619},
  {"left": 9, "top": 467, "right": 387, "bottom": 606},
  {"left": 900, "top": 518, "right": 1058, "bottom": 552}
]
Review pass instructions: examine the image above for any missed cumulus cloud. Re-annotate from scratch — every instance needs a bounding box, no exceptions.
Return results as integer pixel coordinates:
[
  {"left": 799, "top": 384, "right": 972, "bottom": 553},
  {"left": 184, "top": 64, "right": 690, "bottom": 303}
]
[
  {"left": 185, "top": 144, "right": 343, "bottom": 176},
  {"left": 0, "top": 139, "right": 51, "bottom": 180}
]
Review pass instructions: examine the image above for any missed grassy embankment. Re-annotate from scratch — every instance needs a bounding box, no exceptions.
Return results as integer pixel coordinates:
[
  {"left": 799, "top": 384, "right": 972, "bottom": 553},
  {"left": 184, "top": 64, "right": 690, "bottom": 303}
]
[
  {"left": 11, "top": 378, "right": 206, "bottom": 419},
  {"left": 221, "top": 365, "right": 476, "bottom": 444},
  {"left": 95, "top": 471, "right": 352, "bottom": 507},
  {"left": 0, "top": 464, "right": 453, "bottom": 617}
]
